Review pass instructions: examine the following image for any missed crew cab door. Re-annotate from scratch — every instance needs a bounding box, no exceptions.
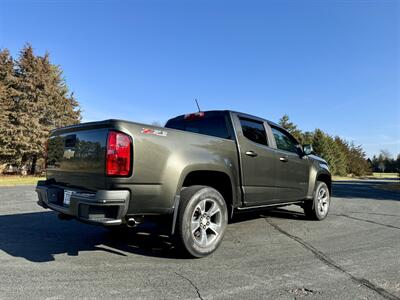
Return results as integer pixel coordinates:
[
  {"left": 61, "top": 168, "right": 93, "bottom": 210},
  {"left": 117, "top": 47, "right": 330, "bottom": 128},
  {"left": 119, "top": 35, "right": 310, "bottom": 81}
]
[
  {"left": 232, "top": 115, "right": 278, "bottom": 205},
  {"left": 269, "top": 125, "right": 309, "bottom": 202}
]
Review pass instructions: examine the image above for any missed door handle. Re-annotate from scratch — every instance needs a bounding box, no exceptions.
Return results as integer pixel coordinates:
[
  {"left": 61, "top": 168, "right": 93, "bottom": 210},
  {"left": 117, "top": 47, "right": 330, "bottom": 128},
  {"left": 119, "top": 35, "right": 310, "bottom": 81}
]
[
  {"left": 245, "top": 151, "right": 258, "bottom": 157},
  {"left": 279, "top": 157, "right": 289, "bottom": 162}
]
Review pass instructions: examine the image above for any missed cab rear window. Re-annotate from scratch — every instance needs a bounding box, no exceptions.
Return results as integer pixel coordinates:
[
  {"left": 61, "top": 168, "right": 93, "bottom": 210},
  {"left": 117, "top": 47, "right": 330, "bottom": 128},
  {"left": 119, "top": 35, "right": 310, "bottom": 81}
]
[{"left": 165, "top": 113, "right": 231, "bottom": 139}]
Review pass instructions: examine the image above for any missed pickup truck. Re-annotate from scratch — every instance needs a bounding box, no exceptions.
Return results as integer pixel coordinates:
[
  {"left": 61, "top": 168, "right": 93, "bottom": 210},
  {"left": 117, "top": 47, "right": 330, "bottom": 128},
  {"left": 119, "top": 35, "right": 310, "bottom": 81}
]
[{"left": 36, "top": 110, "right": 331, "bottom": 257}]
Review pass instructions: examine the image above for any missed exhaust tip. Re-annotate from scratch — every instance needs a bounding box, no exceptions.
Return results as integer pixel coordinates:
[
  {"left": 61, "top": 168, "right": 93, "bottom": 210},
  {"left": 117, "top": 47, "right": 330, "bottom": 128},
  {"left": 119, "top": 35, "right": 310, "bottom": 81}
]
[{"left": 126, "top": 217, "right": 136, "bottom": 227}]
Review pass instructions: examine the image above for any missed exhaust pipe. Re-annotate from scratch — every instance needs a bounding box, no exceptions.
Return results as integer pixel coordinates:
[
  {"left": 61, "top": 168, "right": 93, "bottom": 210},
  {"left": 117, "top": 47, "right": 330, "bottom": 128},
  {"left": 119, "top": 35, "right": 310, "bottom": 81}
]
[{"left": 126, "top": 217, "right": 136, "bottom": 227}]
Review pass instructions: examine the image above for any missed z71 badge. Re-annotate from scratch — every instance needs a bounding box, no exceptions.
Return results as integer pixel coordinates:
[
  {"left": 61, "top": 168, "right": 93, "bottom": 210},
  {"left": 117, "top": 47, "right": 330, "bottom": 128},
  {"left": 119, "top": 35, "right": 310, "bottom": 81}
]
[{"left": 141, "top": 128, "right": 168, "bottom": 137}]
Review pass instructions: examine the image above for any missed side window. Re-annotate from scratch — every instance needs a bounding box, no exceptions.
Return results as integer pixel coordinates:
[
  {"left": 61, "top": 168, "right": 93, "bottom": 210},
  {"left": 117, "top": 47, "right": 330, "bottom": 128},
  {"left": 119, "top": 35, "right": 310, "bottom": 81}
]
[
  {"left": 271, "top": 127, "right": 298, "bottom": 154},
  {"left": 239, "top": 118, "right": 268, "bottom": 146}
]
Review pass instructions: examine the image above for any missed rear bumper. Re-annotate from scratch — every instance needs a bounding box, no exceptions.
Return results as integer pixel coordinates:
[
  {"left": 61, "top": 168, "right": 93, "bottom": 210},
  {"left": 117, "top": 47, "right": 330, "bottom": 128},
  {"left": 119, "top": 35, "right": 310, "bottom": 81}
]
[{"left": 36, "top": 180, "right": 130, "bottom": 226}]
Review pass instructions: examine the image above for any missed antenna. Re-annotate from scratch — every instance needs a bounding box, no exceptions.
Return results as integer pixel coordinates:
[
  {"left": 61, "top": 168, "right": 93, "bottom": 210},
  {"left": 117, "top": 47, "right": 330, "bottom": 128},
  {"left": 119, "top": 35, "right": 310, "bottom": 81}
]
[{"left": 195, "top": 99, "right": 201, "bottom": 112}]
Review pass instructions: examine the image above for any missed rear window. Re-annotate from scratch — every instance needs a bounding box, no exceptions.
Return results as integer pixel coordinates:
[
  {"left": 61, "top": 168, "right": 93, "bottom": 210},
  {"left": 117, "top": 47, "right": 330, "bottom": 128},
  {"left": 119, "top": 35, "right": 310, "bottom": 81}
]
[
  {"left": 239, "top": 118, "right": 268, "bottom": 146},
  {"left": 165, "top": 113, "right": 231, "bottom": 139}
]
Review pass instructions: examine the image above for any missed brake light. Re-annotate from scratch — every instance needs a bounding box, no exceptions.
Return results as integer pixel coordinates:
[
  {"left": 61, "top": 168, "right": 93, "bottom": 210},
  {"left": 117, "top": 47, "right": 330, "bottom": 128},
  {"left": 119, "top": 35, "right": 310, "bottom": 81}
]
[
  {"left": 184, "top": 112, "right": 205, "bottom": 120},
  {"left": 106, "top": 131, "right": 132, "bottom": 176}
]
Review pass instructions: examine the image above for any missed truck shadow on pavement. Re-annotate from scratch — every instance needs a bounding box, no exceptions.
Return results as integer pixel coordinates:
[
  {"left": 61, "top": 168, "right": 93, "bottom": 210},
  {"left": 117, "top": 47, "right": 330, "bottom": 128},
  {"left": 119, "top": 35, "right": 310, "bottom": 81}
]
[
  {"left": 0, "top": 208, "right": 305, "bottom": 262},
  {"left": 0, "top": 211, "right": 180, "bottom": 262}
]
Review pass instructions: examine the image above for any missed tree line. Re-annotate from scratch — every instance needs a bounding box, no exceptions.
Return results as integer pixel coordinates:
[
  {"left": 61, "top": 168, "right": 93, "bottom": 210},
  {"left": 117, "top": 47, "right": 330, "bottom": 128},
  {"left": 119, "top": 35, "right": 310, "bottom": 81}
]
[
  {"left": 370, "top": 150, "right": 400, "bottom": 174},
  {"left": 0, "top": 45, "right": 81, "bottom": 174},
  {"left": 278, "top": 115, "right": 377, "bottom": 176}
]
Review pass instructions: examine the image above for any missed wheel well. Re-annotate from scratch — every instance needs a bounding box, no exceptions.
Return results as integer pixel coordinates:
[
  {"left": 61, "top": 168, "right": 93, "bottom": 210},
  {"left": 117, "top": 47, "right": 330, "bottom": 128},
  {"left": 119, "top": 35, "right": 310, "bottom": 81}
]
[
  {"left": 317, "top": 173, "right": 332, "bottom": 194},
  {"left": 182, "top": 171, "right": 233, "bottom": 209}
]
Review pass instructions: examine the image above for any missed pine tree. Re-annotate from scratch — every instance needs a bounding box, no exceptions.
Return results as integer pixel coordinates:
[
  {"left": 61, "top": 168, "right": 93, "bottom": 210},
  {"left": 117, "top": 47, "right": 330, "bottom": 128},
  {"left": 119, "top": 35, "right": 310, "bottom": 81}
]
[
  {"left": 278, "top": 114, "right": 304, "bottom": 143},
  {"left": 311, "top": 130, "right": 346, "bottom": 176},
  {"left": 11, "top": 45, "right": 48, "bottom": 171},
  {"left": 16, "top": 45, "right": 81, "bottom": 173},
  {"left": 0, "top": 44, "right": 81, "bottom": 174},
  {"left": 0, "top": 49, "right": 19, "bottom": 165},
  {"left": 347, "top": 143, "right": 370, "bottom": 176},
  {"left": 334, "top": 136, "right": 350, "bottom": 175}
]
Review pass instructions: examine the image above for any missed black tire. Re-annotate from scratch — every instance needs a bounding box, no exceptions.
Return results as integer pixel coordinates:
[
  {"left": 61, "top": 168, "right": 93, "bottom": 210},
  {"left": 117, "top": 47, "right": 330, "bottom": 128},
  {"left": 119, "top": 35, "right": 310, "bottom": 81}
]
[
  {"left": 303, "top": 181, "right": 330, "bottom": 220},
  {"left": 175, "top": 185, "right": 228, "bottom": 258}
]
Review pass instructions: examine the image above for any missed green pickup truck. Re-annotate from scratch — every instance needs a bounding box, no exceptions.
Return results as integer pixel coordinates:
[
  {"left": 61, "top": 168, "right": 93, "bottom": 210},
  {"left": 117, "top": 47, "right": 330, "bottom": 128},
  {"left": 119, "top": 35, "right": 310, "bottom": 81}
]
[{"left": 36, "top": 110, "right": 331, "bottom": 257}]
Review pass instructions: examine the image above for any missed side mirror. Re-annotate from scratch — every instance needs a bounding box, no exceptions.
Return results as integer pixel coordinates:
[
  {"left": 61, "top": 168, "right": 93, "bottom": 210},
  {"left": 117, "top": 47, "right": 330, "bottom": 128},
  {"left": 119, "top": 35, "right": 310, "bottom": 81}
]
[{"left": 303, "top": 144, "right": 314, "bottom": 156}]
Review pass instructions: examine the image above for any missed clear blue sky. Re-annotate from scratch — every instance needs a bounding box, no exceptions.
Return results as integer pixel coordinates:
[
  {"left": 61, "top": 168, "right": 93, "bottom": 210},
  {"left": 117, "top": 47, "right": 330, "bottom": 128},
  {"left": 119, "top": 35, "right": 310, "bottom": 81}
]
[{"left": 1, "top": 0, "right": 399, "bottom": 158}]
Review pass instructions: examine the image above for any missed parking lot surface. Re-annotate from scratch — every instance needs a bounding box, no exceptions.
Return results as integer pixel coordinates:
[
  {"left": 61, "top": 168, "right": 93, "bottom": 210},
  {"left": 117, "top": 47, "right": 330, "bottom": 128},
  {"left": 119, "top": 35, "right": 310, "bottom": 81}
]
[{"left": 0, "top": 180, "right": 399, "bottom": 299}]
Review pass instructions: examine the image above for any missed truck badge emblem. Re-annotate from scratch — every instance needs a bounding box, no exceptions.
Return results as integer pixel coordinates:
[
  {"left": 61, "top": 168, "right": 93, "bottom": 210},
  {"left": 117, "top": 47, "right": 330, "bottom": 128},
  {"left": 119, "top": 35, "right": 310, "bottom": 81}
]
[{"left": 141, "top": 128, "right": 167, "bottom": 137}]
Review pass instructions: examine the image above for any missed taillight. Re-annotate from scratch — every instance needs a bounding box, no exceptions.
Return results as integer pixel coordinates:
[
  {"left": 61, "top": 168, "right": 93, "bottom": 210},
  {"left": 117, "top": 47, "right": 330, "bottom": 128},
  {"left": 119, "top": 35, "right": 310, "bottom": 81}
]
[
  {"left": 184, "top": 112, "right": 205, "bottom": 120},
  {"left": 106, "top": 131, "right": 132, "bottom": 176}
]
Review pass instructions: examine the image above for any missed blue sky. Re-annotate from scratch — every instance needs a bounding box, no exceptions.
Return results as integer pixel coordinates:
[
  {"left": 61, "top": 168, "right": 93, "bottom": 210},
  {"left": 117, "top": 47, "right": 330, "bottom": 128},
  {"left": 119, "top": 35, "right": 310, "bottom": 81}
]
[{"left": 1, "top": 0, "right": 399, "bottom": 158}]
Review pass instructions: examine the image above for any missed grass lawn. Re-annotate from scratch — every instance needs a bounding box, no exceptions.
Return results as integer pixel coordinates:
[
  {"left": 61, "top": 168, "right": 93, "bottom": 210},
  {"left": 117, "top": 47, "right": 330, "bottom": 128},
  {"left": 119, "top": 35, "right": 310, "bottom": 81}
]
[
  {"left": 0, "top": 176, "right": 45, "bottom": 186},
  {"left": 370, "top": 172, "right": 399, "bottom": 178},
  {"left": 333, "top": 172, "right": 399, "bottom": 181}
]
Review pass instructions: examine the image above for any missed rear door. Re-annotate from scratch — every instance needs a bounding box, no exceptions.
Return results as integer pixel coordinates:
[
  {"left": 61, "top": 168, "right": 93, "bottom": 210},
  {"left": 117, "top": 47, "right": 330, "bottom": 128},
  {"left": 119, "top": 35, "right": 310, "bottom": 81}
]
[
  {"left": 269, "top": 125, "right": 309, "bottom": 202},
  {"left": 232, "top": 114, "right": 278, "bottom": 206}
]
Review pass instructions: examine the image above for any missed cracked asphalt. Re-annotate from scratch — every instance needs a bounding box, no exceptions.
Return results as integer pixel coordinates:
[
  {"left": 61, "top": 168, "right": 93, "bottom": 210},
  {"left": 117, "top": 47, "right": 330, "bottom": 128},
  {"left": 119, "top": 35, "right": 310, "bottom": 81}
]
[{"left": 0, "top": 180, "right": 399, "bottom": 299}]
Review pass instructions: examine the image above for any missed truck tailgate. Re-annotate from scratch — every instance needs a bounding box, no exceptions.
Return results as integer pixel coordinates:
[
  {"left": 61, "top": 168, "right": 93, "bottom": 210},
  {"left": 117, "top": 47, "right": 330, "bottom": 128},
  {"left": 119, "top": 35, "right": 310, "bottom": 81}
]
[{"left": 47, "top": 126, "right": 108, "bottom": 190}]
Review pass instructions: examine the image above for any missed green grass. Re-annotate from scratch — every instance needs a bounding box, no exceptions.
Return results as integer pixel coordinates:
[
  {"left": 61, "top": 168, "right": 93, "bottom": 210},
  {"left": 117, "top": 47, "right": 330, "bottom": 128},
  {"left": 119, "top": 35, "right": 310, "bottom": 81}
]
[
  {"left": 333, "top": 172, "right": 399, "bottom": 181},
  {"left": 0, "top": 176, "right": 45, "bottom": 186},
  {"left": 370, "top": 172, "right": 399, "bottom": 178}
]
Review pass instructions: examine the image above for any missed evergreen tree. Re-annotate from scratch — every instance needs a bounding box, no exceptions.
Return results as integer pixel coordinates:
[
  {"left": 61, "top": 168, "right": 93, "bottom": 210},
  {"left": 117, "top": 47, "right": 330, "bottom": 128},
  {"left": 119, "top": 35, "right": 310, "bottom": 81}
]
[
  {"left": 11, "top": 45, "right": 47, "bottom": 170},
  {"left": 347, "top": 143, "right": 370, "bottom": 176},
  {"left": 334, "top": 136, "right": 350, "bottom": 175},
  {"left": 302, "top": 131, "right": 314, "bottom": 145},
  {"left": 311, "top": 130, "right": 343, "bottom": 176},
  {"left": 0, "top": 49, "right": 19, "bottom": 164},
  {"left": 278, "top": 115, "right": 371, "bottom": 176},
  {"left": 278, "top": 114, "right": 303, "bottom": 143},
  {"left": 0, "top": 44, "right": 81, "bottom": 174}
]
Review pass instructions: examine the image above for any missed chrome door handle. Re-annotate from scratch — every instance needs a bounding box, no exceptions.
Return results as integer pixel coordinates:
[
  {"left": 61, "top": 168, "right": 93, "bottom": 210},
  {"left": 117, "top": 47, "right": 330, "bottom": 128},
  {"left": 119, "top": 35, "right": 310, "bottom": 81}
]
[
  {"left": 279, "top": 157, "right": 288, "bottom": 162},
  {"left": 245, "top": 151, "right": 258, "bottom": 157}
]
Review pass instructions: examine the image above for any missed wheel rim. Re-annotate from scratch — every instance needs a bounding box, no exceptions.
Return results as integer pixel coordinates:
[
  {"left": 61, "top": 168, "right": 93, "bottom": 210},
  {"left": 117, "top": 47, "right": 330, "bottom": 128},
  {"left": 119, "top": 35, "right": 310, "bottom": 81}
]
[
  {"left": 317, "top": 186, "right": 330, "bottom": 216},
  {"left": 191, "top": 198, "right": 223, "bottom": 248}
]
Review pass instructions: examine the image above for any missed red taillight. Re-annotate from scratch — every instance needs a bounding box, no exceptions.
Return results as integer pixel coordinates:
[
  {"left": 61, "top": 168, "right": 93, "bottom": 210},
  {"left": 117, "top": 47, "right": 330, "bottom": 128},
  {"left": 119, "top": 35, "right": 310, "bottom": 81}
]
[
  {"left": 106, "top": 131, "right": 132, "bottom": 176},
  {"left": 184, "top": 112, "right": 205, "bottom": 120}
]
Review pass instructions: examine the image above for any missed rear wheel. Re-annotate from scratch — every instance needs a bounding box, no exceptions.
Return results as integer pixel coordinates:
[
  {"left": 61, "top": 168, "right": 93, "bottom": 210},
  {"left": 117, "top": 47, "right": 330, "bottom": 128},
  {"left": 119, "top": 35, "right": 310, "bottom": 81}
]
[
  {"left": 303, "top": 181, "right": 330, "bottom": 220},
  {"left": 175, "top": 186, "right": 228, "bottom": 258}
]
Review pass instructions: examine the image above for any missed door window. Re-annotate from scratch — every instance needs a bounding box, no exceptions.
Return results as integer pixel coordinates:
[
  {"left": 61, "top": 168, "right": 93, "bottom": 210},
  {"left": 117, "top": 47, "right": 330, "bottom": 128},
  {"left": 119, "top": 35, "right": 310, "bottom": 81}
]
[
  {"left": 271, "top": 127, "right": 298, "bottom": 154},
  {"left": 239, "top": 118, "right": 268, "bottom": 146}
]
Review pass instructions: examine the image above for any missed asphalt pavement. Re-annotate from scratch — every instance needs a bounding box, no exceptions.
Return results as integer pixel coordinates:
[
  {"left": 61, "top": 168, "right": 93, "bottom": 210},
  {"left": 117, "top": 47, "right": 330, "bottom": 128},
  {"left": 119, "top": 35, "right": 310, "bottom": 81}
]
[{"left": 0, "top": 180, "right": 399, "bottom": 299}]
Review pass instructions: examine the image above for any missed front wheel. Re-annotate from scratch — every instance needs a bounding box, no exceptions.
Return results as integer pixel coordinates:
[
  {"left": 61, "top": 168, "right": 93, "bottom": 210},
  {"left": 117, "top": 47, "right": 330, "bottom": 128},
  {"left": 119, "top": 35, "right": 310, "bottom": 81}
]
[
  {"left": 175, "top": 186, "right": 228, "bottom": 258},
  {"left": 303, "top": 181, "right": 330, "bottom": 220}
]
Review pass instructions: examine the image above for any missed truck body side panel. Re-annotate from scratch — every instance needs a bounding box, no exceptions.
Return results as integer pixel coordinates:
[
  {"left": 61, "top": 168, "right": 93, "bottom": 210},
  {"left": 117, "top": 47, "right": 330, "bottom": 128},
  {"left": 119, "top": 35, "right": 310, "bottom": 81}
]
[{"left": 46, "top": 120, "right": 240, "bottom": 215}]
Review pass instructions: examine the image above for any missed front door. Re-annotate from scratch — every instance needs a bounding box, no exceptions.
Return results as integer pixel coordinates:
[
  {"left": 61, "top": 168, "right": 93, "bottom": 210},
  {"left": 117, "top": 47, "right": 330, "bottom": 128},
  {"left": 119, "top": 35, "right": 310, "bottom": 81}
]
[{"left": 270, "top": 126, "right": 309, "bottom": 202}]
